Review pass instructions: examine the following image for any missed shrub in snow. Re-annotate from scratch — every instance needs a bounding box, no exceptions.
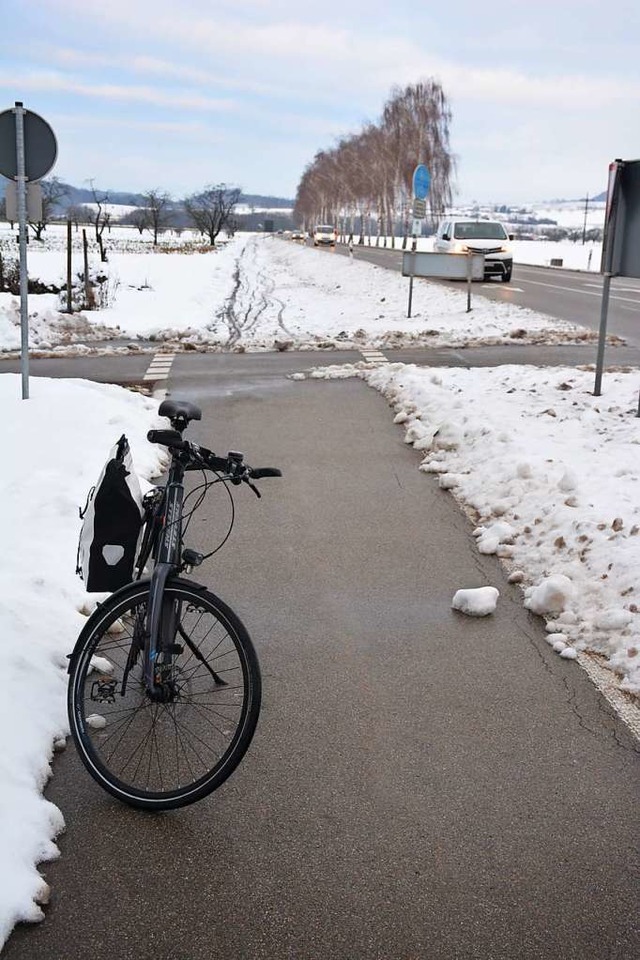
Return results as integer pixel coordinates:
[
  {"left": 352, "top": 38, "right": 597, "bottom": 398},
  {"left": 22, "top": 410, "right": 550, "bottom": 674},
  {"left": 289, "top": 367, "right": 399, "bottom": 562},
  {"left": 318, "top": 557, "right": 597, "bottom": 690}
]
[
  {"left": 524, "top": 574, "right": 574, "bottom": 615},
  {"left": 452, "top": 586, "right": 499, "bottom": 617}
]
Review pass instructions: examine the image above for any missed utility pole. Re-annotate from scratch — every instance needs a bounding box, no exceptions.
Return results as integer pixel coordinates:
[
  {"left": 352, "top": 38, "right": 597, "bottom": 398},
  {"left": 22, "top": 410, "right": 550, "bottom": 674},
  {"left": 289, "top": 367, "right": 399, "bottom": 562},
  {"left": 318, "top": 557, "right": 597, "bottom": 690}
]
[{"left": 582, "top": 192, "right": 589, "bottom": 245}]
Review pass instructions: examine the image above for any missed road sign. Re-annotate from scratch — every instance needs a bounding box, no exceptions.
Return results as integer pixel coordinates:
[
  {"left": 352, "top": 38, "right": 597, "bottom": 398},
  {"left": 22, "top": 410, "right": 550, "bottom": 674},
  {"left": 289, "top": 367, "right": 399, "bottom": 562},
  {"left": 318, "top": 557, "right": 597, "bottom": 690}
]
[
  {"left": 0, "top": 106, "right": 57, "bottom": 180},
  {"left": 412, "top": 198, "right": 427, "bottom": 219},
  {"left": 402, "top": 251, "right": 484, "bottom": 280},
  {"left": 5, "top": 181, "right": 42, "bottom": 220},
  {"left": 595, "top": 157, "right": 640, "bottom": 396},
  {"left": 412, "top": 164, "right": 431, "bottom": 201}
]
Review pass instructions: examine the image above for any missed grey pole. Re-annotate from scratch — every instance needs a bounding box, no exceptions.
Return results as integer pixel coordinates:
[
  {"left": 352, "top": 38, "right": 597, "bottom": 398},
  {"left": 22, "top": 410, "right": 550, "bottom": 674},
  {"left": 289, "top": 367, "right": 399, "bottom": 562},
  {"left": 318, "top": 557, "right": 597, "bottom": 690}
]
[
  {"left": 15, "top": 101, "right": 29, "bottom": 399},
  {"left": 407, "top": 231, "right": 417, "bottom": 318},
  {"left": 593, "top": 272, "right": 612, "bottom": 396}
]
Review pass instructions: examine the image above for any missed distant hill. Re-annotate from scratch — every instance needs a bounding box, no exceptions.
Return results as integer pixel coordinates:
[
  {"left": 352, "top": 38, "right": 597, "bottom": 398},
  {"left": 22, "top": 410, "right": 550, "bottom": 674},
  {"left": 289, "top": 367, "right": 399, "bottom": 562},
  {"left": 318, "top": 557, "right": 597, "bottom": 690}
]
[
  {"left": 0, "top": 179, "right": 295, "bottom": 210},
  {"left": 59, "top": 184, "right": 295, "bottom": 209}
]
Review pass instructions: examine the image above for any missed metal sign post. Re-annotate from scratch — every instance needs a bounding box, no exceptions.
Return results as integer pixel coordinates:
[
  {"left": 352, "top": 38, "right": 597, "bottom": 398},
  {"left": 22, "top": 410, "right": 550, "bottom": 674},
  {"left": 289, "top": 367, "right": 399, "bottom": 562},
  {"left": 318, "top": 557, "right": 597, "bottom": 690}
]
[
  {"left": 15, "top": 104, "right": 30, "bottom": 399},
  {"left": 594, "top": 160, "right": 621, "bottom": 396},
  {"left": 403, "top": 251, "right": 484, "bottom": 316},
  {"left": 0, "top": 102, "right": 57, "bottom": 399},
  {"left": 466, "top": 253, "right": 473, "bottom": 313},
  {"left": 594, "top": 158, "right": 640, "bottom": 398},
  {"left": 407, "top": 165, "right": 430, "bottom": 318}
]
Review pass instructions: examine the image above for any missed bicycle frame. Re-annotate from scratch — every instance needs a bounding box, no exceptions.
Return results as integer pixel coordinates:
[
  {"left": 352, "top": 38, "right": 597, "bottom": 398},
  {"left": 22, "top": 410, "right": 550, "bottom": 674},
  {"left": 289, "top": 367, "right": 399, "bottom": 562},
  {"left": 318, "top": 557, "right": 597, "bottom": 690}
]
[{"left": 142, "top": 453, "right": 187, "bottom": 697}]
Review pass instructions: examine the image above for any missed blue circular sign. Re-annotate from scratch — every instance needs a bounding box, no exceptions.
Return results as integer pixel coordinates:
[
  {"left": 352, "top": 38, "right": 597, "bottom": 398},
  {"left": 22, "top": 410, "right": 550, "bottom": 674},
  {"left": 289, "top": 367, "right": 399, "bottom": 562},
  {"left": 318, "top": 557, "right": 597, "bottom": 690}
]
[{"left": 412, "top": 164, "right": 430, "bottom": 200}]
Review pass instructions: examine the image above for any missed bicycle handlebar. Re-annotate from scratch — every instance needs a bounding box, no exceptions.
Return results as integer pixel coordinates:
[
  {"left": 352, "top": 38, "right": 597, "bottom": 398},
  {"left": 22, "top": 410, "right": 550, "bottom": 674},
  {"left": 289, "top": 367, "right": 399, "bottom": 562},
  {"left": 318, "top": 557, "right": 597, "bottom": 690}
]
[{"left": 146, "top": 430, "right": 282, "bottom": 491}]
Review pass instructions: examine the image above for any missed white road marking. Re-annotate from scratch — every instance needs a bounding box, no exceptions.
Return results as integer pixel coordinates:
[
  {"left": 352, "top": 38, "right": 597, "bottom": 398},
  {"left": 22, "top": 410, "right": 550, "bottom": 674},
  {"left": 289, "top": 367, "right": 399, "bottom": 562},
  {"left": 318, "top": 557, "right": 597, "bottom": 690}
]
[
  {"left": 577, "top": 653, "right": 640, "bottom": 741},
  {"left": 360, "top": 350, "right": 389, "bottom": 364},
  {"left": 518, "top": 276, "right": 640, "bottom": 305},
  {"left": 143, "top": 352, "right": 176, "bottom": 381},
  {"left": 584, "top": 283, "right": 640, "bottom": 293}
]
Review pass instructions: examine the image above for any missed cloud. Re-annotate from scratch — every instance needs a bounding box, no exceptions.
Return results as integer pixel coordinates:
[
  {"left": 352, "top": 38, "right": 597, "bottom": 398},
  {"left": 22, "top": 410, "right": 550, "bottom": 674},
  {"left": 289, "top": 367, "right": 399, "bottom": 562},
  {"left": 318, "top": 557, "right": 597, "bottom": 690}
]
[{"left": 0, "top": 70, "right": 237, "bottom": 112}]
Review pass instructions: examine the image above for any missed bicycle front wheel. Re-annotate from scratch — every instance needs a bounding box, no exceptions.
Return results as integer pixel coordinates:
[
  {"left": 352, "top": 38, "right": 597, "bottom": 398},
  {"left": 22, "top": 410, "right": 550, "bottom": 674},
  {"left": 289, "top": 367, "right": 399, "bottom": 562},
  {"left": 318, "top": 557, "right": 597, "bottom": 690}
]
[{"left": 68, "top": 579, "right": 261, "bottom": 810}]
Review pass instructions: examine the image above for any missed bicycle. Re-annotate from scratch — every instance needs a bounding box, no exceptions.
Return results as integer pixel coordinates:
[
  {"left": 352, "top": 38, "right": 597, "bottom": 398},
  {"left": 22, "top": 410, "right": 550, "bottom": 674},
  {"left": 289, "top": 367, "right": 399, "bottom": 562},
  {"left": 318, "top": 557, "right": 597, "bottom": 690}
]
[{"left": 67, "top": 398, "right": 281, "bottom": 810}]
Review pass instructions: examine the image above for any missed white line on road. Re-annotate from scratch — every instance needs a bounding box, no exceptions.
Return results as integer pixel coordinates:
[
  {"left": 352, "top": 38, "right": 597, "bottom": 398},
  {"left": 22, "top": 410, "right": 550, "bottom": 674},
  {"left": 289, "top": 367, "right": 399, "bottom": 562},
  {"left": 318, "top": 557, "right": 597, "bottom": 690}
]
[
  {"left": 583, "top": 283, "right": 640, "bottom": 293},
  {"left": 578, "top": 653, "right": 640, "bottom": 741},
  {"left": 518, "top": 277, "right": 640, "bottom": 306},
  {"left": 143, "top": 352, "right": 176, "bottom": 381},
  {"left": 360, "top": 350, "right": 389, "bottom": 364}
]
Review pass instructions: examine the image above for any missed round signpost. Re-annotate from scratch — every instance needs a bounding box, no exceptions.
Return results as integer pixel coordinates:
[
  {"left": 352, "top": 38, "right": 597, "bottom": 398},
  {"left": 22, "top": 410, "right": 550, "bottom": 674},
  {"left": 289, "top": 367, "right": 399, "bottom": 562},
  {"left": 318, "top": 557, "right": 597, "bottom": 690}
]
[
  {"left": 412, "top": 164, "right": 431, "bottom": 201},
  {"left": 0, "top": 107, "right": 57, "bottom": 181},
  {"left": 0, "top": 103, "right": 58, "bottom": 399},
  {"left": 407, "top": 165, "right": 432, "bottom": 318}
]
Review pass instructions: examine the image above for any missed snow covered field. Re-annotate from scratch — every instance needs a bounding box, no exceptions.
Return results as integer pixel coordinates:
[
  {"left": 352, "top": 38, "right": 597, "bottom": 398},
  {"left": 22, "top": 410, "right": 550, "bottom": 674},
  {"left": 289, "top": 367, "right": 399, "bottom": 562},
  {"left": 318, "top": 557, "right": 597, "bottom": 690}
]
[
  {"left": 0, "top": 226, "right": 607, "bottom": 354},
  {"left": 0, "top": 224, "right": 638, "bottom": 948}
]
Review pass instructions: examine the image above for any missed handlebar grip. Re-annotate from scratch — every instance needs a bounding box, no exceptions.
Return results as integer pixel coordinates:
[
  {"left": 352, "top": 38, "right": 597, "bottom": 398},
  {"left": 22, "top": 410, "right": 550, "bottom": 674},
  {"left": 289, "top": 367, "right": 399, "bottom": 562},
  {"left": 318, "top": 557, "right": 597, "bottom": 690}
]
[
  {"left": 147, "top": 429, "right": 186, "bottom": 448},
  {"left": 249, "top": 467, "right": 283, "bottom": 479}
]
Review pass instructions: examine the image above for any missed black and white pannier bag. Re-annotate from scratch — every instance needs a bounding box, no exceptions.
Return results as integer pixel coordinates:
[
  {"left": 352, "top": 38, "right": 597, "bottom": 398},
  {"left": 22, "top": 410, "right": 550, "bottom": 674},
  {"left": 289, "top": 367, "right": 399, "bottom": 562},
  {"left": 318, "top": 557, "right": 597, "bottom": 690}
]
[{"left": 77, "top": 435, "right": 145, "bottom": 592}]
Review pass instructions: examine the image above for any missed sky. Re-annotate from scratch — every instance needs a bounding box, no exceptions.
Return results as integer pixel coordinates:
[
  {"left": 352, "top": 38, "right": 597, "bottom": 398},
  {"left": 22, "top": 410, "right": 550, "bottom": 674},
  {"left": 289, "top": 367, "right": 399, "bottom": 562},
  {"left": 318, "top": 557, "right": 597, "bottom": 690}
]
[{"left": 1, "top": 0, "right": 639, "bottom": 204}]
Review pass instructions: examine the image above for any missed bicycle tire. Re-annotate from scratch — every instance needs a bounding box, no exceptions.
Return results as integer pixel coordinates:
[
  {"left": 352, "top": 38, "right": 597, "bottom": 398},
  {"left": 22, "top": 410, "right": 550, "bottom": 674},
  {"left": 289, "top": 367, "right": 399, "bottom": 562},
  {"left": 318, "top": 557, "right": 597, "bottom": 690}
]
[{"left": 68, "top": 578, "right": 261, "bottom": 810}]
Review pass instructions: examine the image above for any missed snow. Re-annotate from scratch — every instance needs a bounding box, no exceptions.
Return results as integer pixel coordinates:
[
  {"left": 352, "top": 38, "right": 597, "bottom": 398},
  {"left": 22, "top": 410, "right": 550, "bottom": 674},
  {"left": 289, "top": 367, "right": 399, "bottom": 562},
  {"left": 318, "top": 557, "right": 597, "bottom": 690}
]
[
  {"left": 0, "top": 224, "right": 608, "bottom": 355},
  {"left": 452, "top": 586, "right": 500, "bottom": 617},
  {"left": 0, "top": 221, "right": 638, "bottom": 946},
  {"left": 346, "top": 362, "right": 640, "bottom": 696},
  {"left": 0, "top": 375, "right": 165, "bottom": 948},
  {"left": 524, "top": 574, "right": 575, "bottom": 615}
]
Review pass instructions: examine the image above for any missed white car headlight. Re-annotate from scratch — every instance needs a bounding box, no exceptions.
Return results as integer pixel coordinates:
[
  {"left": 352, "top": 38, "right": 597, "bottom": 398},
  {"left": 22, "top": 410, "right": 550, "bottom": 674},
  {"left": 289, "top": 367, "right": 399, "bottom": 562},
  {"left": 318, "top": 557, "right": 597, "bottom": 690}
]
[{"left": 453, "top": 242, "right": 469, "bottom": 253}]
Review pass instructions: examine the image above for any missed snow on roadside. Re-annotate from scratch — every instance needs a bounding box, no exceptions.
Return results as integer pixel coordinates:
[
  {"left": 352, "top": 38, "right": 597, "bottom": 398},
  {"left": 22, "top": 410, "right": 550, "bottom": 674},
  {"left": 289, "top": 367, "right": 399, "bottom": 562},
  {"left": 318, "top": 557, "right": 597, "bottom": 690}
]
[
  {"left": 0, "top": 232, "right": 607, "bottom": 355},
  {"left": 0, "top": 375, "right": 165, "bottom": 948},
  {"left": 305, "top": 361, "right": 640, "bottom": 697}
]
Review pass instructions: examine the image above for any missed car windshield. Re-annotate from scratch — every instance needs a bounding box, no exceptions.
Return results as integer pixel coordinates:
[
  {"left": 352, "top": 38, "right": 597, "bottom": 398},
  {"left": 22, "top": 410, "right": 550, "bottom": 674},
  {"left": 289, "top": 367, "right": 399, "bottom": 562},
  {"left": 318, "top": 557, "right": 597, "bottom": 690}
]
[
  {"left": 316, "top": 226, "right": 333, "bottom": 234},
  {"left": 453, "top": 222, "right": 508, "bottom": 241}
]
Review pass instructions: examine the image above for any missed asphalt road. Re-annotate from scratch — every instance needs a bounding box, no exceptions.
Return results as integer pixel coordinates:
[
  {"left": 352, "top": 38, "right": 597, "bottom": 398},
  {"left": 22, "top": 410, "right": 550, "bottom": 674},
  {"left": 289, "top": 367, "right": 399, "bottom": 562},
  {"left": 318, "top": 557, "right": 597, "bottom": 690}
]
[
  {"left": 324, "top": 242, "right": 640, "bottom": 347},
  {"left": 4, "top": 355, "right": 639, "bottom": 960},
  {"left": 2, "top": 339, "right": 639, "bottom": 390}
]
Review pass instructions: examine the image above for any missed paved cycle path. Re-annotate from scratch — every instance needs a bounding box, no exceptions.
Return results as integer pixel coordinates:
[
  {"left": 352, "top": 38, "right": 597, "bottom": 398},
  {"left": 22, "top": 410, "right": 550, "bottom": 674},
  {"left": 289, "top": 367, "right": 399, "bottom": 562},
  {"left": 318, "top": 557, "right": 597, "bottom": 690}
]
[{"left": 5, "top": 358, "right": 639, "bottom": 960}]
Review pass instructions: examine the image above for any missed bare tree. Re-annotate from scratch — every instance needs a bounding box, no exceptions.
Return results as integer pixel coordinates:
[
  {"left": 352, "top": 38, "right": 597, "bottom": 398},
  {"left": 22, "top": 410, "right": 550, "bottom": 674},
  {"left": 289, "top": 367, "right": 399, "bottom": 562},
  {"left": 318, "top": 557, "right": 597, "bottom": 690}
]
[
  {"left": 294, "top": 79, "right": 454, "bottom": 245},
  {"left": 122, "top": 207, "right": 151, "bottom": 235},
  {"left": 382, "top": 80, "right": 454, "bottom": 242},
  {"left": 66, "top": 204, "right": 93, "bottom": 231},
  {"left": 29, "top": 177, "right": 69, "bottom": 240},
  {"left": 141, "top": 189, "right": 173, "bottom": 245},
  {"left": 183, "top": 184, "right": 241, "bottom": 245},
  {"left": 87, "top": 180, "right": 111, "bottom": 261}
]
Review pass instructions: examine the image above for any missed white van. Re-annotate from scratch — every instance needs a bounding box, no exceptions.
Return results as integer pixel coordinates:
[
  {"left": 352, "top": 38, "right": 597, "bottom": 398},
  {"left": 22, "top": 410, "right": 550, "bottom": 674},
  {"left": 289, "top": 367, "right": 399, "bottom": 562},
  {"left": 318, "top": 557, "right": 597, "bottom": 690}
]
[
  {"left": 313, "top": 224, "right": 337, "bottom": 247},
  {"left": 434, "top": 219, "right": 513, "bottom": 282}
]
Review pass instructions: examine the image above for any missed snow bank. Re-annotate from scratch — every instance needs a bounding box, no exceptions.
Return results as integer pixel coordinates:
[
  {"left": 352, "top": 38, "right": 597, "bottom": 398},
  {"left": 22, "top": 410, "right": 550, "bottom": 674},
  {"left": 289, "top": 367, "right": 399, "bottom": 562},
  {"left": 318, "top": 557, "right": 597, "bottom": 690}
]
[
  {"left": 0, "top": 374, "right": 165, "bottom": 947},
  {"left": 334, "top": 362, "right": 640, "bottom": 695}
]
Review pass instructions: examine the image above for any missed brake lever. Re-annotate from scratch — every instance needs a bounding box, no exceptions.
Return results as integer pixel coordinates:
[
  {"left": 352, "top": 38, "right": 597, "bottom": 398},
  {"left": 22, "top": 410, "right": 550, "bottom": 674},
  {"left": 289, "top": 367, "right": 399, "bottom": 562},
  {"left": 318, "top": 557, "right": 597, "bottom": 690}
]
[{"left": 245, "top": 478, "right": 262, "bottom": 498}]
